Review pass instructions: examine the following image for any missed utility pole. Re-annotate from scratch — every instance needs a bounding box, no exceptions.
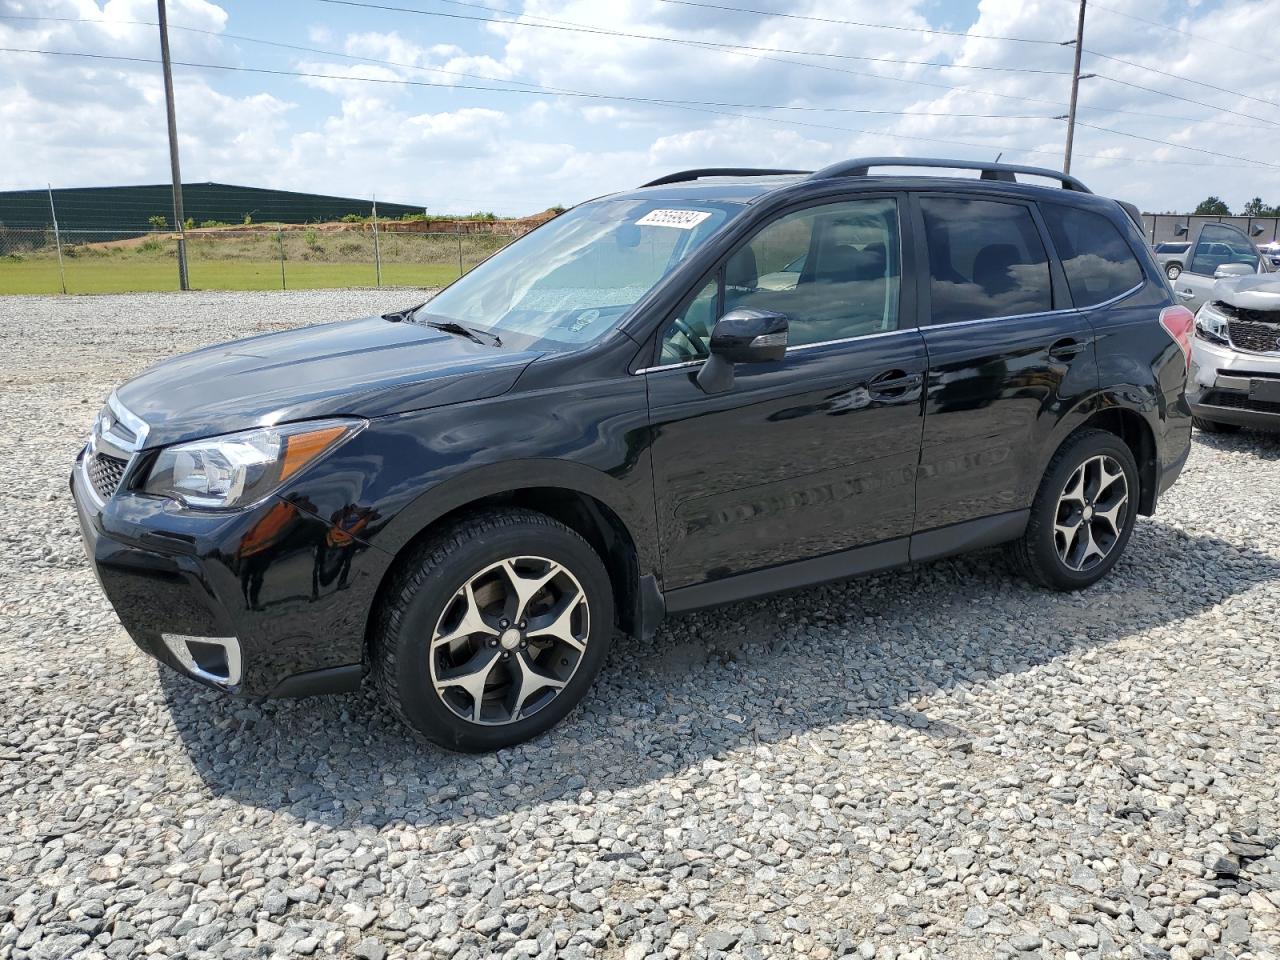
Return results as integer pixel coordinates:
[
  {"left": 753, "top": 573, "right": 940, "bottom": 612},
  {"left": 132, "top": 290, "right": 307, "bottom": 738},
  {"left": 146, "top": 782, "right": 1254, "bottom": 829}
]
[
  {"left": 1063, "top": 0, "right": 1088, "bottom": 175},
  {"left": 157, "top": 0, "right": 189, "bottom": 290},
  {"left": 47, "top": 184, "right": 67, "bottom": 295}
]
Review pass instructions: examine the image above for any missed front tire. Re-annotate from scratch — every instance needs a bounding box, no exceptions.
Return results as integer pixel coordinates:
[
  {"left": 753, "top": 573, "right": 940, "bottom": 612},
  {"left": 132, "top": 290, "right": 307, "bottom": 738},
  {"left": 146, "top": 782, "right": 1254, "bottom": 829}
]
[
  {"left": 1192, "top": 416, "right": 1241, "bottom": 434},
  {"left": 1007, "top": 429, "right": 1139, "bottom": 591},
  {"left": 373, "top": 509, "right": 614, "bottom": 751},
  {"left": 1166, "top": 262, "right": 1182, "bottom": 281}
]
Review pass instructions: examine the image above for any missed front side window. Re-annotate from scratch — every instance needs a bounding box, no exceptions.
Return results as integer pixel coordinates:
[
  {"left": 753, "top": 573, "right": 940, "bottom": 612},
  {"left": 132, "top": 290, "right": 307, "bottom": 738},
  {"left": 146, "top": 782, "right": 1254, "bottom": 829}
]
[
  {"left": 1042, "top": 204, "right": 1144, "bottom": 306},
  {"left": 921, "top": 197, "right": 1053, "bottom": 324},
  {"left": 412, "top": 198, "right": 740, "bottom": 346},
  {"left": 658, "top": 198, "right": 901, "bottom": 359},
  {"left": 1188, "top": 224, "right": 1259, "bottom": 276}
]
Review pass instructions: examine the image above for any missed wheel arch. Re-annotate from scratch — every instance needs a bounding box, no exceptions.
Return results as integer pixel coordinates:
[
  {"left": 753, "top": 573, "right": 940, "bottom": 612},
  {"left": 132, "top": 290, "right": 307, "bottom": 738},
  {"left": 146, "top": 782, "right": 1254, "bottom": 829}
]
[
  {"left": 1064, "top": 404, "right": 1159, "bottom": 515},
  {"left": 364, "top": 462, "right": 657, "bottom": 658}
]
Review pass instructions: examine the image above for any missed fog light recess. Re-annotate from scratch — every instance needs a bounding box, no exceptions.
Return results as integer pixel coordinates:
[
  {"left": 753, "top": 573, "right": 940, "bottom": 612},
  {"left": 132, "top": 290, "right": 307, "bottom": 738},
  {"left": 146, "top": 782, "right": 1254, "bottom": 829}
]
[{"left": 161, "top": 633, "right": 243, "bottom": 686}]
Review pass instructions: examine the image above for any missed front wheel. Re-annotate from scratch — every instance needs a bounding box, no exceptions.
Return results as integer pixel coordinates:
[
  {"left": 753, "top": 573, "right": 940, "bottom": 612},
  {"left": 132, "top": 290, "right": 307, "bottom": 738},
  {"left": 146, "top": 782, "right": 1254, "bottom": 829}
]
[
  {"left": 373, "top": 509, "right": 614, "bottom": 751},
  {"left": 1007, "top": 429, "right": 1139, "bottom": 591},
  {"left": 1166, "top": 262, "right": 1182, "bottom": 281}
]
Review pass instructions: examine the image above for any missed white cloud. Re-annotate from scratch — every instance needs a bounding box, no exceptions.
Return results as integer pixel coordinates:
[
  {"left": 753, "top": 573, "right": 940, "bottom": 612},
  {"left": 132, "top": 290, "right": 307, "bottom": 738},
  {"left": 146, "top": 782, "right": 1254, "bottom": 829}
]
[{"left": 1, "top": 0, "right": 1277, "bottom": 214}]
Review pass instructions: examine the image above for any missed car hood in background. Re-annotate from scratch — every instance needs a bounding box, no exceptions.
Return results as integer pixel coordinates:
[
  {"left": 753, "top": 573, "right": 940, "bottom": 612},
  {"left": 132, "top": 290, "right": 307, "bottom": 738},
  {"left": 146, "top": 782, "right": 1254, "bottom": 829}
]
[
  {"left": 1212, "top": 274, "right": 1280, "bottom": 312},
  {"left": 116, "top": 315, "right": 542, "bottom": 447}
]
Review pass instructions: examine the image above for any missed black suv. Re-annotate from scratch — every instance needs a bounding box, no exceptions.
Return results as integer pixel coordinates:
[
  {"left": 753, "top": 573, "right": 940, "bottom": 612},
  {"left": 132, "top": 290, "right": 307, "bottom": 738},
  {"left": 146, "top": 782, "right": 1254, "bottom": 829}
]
[{"left": 72, "top": 157, "right": 1194, "bottom": 751}]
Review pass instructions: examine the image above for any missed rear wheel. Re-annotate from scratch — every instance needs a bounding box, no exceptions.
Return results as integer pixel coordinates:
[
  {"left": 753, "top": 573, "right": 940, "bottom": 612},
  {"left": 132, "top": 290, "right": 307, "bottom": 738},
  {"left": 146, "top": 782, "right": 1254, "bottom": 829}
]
[
  {"left": 1166, "top": 262, "right": 1182, "bottom": 281},
  {"left": 1192, "top": 416, "right": 1241, "bottom": 434},
  {"left": 373, "top": 509, "right": 614, "bottom": 751},
  {"left": 1007, "top": 429, "right": 1139, "bottom": 591}
]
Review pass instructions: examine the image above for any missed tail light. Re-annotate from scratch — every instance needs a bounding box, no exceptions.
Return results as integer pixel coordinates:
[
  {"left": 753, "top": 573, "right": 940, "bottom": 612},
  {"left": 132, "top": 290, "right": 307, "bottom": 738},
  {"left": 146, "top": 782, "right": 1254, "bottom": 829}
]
[{"left": 1159, "top": 305, "right": 1195, "bottom": 370}]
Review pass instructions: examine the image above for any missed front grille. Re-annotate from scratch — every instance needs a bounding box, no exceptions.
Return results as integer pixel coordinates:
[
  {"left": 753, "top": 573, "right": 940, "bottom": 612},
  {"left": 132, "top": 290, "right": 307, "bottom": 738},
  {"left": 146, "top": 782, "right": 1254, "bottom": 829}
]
[
  {"left": 87, "top": 452, "right": 128, "bottom": 501},
  {"left": 1201, "top": 390, "right": 1280, "bottom": 415},
  {"left": 1217, "top": 302, "right": 1280, "bottom": 354}
]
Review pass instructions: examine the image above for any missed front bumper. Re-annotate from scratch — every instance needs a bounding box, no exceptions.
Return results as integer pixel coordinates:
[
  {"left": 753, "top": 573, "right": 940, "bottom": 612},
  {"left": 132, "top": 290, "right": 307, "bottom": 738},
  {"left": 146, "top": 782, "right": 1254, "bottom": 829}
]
[
  {"left": 1188, "top": 336, "right": 1280, "bottom": 431},
  {"left": 71, "top": 449, "right": 383, "bottom": 698}
]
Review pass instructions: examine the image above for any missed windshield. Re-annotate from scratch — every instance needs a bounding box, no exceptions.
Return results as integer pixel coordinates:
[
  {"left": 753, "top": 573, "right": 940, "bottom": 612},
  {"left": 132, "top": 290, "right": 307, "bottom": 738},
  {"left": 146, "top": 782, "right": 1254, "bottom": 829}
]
[{"left": 412, "top": 198, "right": 742, "bottom": 346}]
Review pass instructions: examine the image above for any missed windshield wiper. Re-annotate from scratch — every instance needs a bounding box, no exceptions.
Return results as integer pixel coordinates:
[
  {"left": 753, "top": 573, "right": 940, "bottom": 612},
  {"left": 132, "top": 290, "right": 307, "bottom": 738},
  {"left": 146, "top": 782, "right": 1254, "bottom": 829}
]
[
  {"left": 426, "top": 319, "right": 502, "bottom": 347},
  {"left": 381, "top": 303, "right": 425, "bottom": 323}
]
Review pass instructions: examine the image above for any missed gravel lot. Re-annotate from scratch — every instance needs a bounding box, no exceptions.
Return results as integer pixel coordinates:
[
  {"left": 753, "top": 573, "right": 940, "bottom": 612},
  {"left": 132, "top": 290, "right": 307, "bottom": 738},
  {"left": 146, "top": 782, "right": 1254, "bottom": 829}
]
[{"left": 3, "top": 290, "right": 1280, "bottom": 960}]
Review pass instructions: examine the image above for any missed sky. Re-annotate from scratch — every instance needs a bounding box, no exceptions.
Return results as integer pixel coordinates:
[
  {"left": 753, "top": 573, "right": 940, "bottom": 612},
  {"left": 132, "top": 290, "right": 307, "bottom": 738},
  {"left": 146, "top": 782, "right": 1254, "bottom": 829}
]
[{"left": 0, "top": 0, "right": 1277, "bottom": 217}]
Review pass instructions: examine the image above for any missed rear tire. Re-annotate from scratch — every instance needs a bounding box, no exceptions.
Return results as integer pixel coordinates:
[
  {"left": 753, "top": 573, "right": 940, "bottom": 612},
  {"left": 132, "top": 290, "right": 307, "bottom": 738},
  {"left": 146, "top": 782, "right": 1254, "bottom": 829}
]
[
  {"left": 373, "top": 509, "right": 614, "bottom": 752},
  {"left": 1192, "top": 416, "right": 1241, "bottom": 434},
  {"left": 1166, "top": 262, "right": 1182, "bottom": 281},
  {"left": 1007, "top": 429, "right": 1139, "bottom": 591}
]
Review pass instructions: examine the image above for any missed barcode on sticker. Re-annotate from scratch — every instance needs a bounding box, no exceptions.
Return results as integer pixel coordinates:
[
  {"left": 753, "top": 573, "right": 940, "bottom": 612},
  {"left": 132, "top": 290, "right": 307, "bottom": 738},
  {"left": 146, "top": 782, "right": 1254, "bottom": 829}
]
[{"left": 635, "top": 209, "right": 713, "bottom": 229}]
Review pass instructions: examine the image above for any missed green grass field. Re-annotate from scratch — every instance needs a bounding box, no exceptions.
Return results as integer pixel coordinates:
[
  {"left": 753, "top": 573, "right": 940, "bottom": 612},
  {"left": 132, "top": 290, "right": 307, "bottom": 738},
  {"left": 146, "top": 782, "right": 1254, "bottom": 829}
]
[
  {"left": 0, "top": 229, "right": 510, "bottom": 295},
  {"left": 0, "top": 258, "right": 464, "bottom": 294}
]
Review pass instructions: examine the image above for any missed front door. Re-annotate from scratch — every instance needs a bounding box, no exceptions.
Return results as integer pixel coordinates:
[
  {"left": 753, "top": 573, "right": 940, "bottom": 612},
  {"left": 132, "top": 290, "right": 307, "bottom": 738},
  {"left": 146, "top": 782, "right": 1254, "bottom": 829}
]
[
  {"left": 1176, "top": 223, "right": 1262, "bottom": 311},
  {"left": 911, "top": 194, "right": 1099, "bottom": 531},
  {"left": 644, "top": 196, "right": 927, "bottom": 590}
]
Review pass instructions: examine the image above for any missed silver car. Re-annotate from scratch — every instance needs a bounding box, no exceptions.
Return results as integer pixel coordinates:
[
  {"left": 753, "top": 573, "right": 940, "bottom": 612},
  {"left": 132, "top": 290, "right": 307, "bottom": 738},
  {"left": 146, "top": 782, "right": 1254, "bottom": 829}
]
[
  {"left": 1188, "top": 273, "right": 1280, "bottom": 434},
  {"left": 1171, "top": 222, "right": 1272, "bottom": 313},
  {"left": 1153, "top": 241, "right": 1191, "bottom": 281}
]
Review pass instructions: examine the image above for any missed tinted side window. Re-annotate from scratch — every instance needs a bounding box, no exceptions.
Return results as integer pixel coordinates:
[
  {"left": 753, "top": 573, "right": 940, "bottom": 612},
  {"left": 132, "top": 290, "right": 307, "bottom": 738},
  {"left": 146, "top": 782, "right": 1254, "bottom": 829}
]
[
  {"left": 658, "top": 197, "right": 901, "bottom": 355},
  {"left": 1042, "top": 204, "right": 1144, "bottom": 306},
  {"left": 920, "top": 197, "right": 1053, "bottom": 324},
  {"left": 1189, "top": 224, "right": 1259, "bottom": 275}
]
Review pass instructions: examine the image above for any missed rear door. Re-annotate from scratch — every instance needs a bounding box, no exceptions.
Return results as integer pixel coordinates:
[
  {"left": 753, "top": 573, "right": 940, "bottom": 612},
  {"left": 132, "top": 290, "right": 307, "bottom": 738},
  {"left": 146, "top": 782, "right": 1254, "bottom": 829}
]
[
  {"left": 1175, "top": 223, "right": 1263, "bottom": 310},
  {"left": 910, "top": 193, "right": 1098, "bottom": 533}
]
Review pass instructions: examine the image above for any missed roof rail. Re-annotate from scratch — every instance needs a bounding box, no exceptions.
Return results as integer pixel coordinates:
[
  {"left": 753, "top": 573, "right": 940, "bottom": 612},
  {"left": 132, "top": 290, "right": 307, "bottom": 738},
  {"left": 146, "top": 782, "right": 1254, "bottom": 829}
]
[
  {"left": 641, "top": 168, "right": 810, "bottom": 188},
  {"left": 807, "top": 157, "right": 1092, "bottom": 194}
]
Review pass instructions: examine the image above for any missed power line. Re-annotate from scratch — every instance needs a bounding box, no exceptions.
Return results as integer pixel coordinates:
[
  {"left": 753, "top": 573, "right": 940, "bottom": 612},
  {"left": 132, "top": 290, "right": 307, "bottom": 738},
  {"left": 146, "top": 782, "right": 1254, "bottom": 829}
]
[
  {"left": 1070, "top": 0, "right": 1280, "bottom": 65},
  {"left": 0, "top": 44, "right": 1048, "bottom": 122},
  {"left": 650, "top": 0, "right": 1069, "bottom": 46},
  {"left": 1071, "top": 120, "right": 1280, "bottom": 168},
  {"left": 10, "top": 10, "right": 1277, "bottom": 134},
  {"left": 1085, "top": 49, "right": 1280, "bottom": 111},
  {"left": 1092, "top": 73, "right": 1280, "bottom": 129},
  {"left": 3, "top": 45, "right": 1274, "bottom": 171}
]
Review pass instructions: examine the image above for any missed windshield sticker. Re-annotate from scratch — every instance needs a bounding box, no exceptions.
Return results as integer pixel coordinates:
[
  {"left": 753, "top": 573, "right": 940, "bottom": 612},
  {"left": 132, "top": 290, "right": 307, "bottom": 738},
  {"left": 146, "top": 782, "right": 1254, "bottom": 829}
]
[{"left": 636, "top": 209, "right": 713, "bottom": 230}]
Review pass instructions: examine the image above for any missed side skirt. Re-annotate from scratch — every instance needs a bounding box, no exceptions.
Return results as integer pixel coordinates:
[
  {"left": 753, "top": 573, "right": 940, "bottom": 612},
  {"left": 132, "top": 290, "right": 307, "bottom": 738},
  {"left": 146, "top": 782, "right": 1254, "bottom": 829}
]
[{"left": 660, "top": 510, "right": 1030, "bottom": 617}]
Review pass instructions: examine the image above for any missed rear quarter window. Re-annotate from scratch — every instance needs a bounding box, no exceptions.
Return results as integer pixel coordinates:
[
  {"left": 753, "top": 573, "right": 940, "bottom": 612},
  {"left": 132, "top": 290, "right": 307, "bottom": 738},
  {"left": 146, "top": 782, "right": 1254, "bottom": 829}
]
[{"left": 1042, "top": 204, "right": 1145, "bottom": 307}]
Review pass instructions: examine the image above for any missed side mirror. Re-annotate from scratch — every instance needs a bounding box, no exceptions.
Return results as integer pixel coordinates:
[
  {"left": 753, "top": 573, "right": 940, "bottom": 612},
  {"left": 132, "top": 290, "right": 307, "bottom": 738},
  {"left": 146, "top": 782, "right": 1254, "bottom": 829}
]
[
  {"left": 1174, "top": 223, "right": 1189, "bottom": 237},
  {"left": 1251, "top": 225, "right": 1265, "bottom": 237},
  {"left": 696, "top": 309, "right": 788, "bottom": 394},
  {"left": 1214, "top": 263, "right": 1254, "bottom": 279}
]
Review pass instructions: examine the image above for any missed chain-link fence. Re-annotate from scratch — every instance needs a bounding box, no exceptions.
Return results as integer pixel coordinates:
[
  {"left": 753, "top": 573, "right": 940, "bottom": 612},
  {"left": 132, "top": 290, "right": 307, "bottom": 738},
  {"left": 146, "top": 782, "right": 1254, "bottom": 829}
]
[{"left": 0, "top": 223, "right": 517, "bottom": 295}]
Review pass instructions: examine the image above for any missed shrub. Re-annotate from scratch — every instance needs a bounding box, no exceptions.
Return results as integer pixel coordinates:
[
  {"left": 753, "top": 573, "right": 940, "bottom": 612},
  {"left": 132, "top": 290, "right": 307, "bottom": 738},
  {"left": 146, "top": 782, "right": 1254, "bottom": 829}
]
[
  {"left": 304, "top": 228, "right": 321, "bottom": 250},
  {"left": 147, "top": 215, "right": 168, "bottom": 230},
  {"left": 138, "top": 237, "right": 163, "bottom": 254},
  {"left": 183, "top": 217, "right": 194, "bottom": 231},
  {"left": 340, "top": 213, "right": 365, "bottom": 223},
  {"left": 242, "top": 213, "right": 253, "bottom": 225},
  {"left": 199, "top": 219, "right": 226, "bottom": 228}
]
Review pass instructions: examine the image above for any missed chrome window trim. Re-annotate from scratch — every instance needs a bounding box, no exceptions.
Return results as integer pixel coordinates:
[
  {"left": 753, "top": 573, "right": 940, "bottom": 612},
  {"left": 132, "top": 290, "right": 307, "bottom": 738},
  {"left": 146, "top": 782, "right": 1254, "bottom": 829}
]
[{"left": 634, "top": 278, "right": 1145, "bottom": 374}]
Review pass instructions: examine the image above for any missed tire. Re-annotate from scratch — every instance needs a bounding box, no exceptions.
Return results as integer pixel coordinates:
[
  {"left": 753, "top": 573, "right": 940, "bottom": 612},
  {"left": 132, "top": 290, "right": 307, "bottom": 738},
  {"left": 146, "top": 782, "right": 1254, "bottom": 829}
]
[
  {"left": 373, "top": 509, "right": 614, "bottom": 752},
  {"left": 1192, "top": 416, "right": 1241, "bottom": 434},
  {"left": 1006, "top": 429, "right": 1140, "bottom": 591},
  {"left": 1166, "top": 262, "right": 1182, "bottom": 281}
]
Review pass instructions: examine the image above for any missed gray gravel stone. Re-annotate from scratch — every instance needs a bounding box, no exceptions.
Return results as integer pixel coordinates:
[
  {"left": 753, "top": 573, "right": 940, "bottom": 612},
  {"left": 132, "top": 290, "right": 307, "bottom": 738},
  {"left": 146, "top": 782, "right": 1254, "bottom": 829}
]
[{"left": 3, "top": 289, "right": 1279, "bottom": 959}]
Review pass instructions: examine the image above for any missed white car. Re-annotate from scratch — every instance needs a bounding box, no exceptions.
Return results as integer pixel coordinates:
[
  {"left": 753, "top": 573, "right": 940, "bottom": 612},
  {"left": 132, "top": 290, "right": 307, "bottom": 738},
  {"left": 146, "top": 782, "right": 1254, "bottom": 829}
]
[{"left": 1188, "top": 273, "right": 1280, "bottom": 434}]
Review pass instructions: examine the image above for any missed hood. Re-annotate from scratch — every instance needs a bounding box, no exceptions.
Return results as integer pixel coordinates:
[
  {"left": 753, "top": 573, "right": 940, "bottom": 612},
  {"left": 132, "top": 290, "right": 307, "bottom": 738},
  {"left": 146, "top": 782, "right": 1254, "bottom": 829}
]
[
  {"left": 1212, "top": 274, "right": 1280, "bottom": 312},
  {"left": 116, "top": 315, "right": 542, "bottom": 448}
]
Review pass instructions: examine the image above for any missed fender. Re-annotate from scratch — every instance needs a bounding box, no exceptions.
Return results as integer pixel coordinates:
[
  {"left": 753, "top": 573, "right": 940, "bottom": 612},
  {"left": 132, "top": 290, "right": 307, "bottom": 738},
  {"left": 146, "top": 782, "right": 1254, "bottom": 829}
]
[{"left": 374, "top": 456, "right": 661, "bottom": 577}]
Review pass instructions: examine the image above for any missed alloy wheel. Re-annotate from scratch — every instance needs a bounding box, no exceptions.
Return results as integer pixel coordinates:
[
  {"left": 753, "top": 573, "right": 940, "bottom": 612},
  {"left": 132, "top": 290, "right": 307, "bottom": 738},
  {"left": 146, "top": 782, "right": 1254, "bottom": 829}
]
[
  {"left": 429, "top": 556, "right": 590, "bottom": 725},
  {"left": 1053, "top": 454, "right": 1129, "bottom": 572}
]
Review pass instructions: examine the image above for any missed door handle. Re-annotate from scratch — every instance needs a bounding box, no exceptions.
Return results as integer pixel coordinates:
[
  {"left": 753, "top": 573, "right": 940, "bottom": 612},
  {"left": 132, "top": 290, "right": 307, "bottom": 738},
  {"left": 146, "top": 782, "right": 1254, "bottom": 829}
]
[
  {"left": 1176, "top": 289, "right": 1195, "bottom": 300},
  {"left": 868, "top": 370, "right": 923, "bottom": 398},
  {"left": 1048, "top": 338, "right": 1086, "bottom": 360}
]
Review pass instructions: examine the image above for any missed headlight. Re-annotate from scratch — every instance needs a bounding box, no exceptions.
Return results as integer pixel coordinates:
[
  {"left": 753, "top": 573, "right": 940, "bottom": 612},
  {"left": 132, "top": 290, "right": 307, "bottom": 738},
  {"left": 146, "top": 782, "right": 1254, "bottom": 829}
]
[
  {"left": 144, "top": 418, "right": 363, "bottom": 509},
  {"left": 1194, "top": 302, "right": 1230, "bottom": 345}
]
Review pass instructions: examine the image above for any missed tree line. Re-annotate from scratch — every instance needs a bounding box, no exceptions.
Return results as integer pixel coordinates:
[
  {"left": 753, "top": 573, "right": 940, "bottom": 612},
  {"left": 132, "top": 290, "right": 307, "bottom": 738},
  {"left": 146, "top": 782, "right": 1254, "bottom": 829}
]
[{"left": 1192, "top": 196, "right": 1280, "bottom": 217}]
